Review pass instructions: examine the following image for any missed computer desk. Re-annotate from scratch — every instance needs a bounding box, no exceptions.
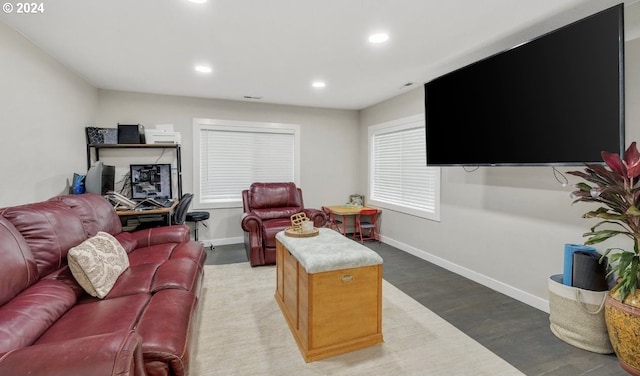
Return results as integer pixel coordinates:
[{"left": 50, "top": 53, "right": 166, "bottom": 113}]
[{"left": 115, "top": 200, "right": 178, "bottom": 230}]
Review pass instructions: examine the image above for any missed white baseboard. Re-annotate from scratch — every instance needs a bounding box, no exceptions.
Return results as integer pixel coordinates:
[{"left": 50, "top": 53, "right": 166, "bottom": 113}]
[
  {"left": 381, "top": 235, "right": 550, "bottom": 313},
  {"left": 201, "top": 236, "right": 243, "bottom": 247}
]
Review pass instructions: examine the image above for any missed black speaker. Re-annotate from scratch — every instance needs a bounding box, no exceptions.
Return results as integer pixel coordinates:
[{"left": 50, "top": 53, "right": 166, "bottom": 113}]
[
  {"left": 117, "top": 123, "right": 145, "bottom": 144},
  {"left": 572, "top": 251, "right": 608, "bottom": 291}
]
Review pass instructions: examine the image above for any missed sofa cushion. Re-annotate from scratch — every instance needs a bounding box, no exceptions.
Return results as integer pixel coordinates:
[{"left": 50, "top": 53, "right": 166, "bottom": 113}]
[
  {"left": 0, "top": 279, "right": 77, "bottom": 353},
  {"left": 0, "top": 217, "right": 38, "bottom": 306},
  {"left": 151, "top": 258, "right": 203, "bottom": 294},
  {"left": 1, "top": 201, "right": 87, "bottom": 278},
  {"left": 248, "top": 182, "right": 303, "bottom": 209},
  {"left": 34, "top": 294, "right": 150, "bottom": 346},
  {"left": 107, "top": 263, "right": 160, "bottom": 298},
  {"left": 262, "top": 218, "right": 293, "bottom": 248},
  {"left": 127, "top": 243, "right": 177, "bottom": 266},
  {"left": 49, "top": 193, "right": 122, "bottom": 237},
  {"left": 68, "top": 232, "right": 130, "bottom": 298},
  {"left": 170, "top": 241, "right": 208, "bottom": 266},
  {"left": 252, "top": 207, "right": 302, "bottom": 221}
]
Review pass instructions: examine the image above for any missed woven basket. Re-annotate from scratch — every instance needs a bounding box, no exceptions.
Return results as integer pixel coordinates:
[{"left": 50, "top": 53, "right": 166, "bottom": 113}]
[{"left": 548, "top": 274, "right": 613, "bottom": 354}]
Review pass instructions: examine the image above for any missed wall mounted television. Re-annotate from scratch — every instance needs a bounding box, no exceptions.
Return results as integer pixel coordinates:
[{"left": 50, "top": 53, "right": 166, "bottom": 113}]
[
  {"left": 130, "top": 164, "right": 173, "bottom": 199},
  {"left": 424, "top": 4, "right": 624, "bottom": 166}
]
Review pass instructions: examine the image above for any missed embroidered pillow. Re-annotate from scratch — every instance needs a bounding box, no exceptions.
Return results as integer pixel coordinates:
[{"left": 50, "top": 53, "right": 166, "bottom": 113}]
[{"left": 68, "top": 231, "right": 129, "bottom": 298}]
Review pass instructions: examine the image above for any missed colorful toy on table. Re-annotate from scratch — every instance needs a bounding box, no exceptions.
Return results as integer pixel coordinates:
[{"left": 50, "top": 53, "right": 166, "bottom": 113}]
[{"left": 346, "top": 194, "right": 364, "bottom": 207}]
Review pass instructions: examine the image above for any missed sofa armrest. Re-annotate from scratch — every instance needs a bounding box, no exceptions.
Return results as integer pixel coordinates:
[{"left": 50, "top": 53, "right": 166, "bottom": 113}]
[
  {"left": 0, "top": 331, "right": 146, "bottom": 376},
  {"left": 304, "top": 208, "right": 327, "bottom": 227},
  {"left": 128, "top": 225, "right": 191, "bottom": 248}
]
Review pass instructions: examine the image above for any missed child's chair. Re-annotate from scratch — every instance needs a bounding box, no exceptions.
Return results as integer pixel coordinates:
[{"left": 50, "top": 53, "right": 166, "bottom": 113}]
[
  {"left": 321, "top": 206, "right": 344, "bottom": 235},
  {"left": 353, "top": 208, "right": 380, "bottom": 243}
]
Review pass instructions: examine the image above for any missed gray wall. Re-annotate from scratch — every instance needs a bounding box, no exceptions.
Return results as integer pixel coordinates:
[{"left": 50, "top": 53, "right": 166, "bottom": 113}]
[{"left": 0, "top": 21, "right": 97, "bottom": 206}]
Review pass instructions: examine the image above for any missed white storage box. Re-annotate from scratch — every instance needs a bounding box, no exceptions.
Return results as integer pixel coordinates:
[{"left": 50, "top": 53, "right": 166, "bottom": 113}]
[{"left": 145, "top": 129, "right": 181, "bottom": 144}]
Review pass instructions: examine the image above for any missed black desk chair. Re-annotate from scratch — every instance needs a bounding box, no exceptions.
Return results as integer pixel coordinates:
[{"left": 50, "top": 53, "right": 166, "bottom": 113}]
[{"left": 172, "top": 193, "right": 194, "bottom": 225}]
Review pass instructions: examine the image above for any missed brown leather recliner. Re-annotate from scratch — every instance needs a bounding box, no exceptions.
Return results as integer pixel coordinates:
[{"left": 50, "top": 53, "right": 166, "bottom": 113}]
[{"left": 241, "top": 182, "right": 327, "bottom": 266}]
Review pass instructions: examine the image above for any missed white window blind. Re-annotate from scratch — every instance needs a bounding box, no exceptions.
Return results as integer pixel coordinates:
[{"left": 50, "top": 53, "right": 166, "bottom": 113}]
[
  {"left": 193, "top": 118, "right": 300, "bottom": 208},
  {"left": 369, "top": 115, "right": 440, "bottom": 221}
]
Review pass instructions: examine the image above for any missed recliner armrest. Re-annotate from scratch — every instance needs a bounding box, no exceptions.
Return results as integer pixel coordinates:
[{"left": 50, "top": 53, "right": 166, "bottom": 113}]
[
  {"left": 304, "top": 208, "right": 327, "bottom": 227},
  {"left": 241, "top": 212, "right": 266, "bottom": 266},
  {"left": 0, "top": 331, "right": 145, "bottom": 376},
  {"left": 240, "top": 212, "right": 263, "bottom": 233}
]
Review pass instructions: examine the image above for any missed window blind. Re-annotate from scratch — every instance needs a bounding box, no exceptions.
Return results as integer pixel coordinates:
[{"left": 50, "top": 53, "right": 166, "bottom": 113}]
[
  {"left": 369, "top": 115, "right": 440, "bottom": 220},
  {"left": 198, "top": 124, "right": 295, "bottom": 205}
]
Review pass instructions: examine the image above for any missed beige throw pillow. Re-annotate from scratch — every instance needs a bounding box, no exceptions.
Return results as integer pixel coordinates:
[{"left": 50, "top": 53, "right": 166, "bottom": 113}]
[{"left": 68, "top": 231, "right": 129, "bottom": 298}]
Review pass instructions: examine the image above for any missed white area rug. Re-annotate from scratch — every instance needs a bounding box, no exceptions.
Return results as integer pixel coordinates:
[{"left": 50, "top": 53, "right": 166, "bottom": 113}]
[{"left": 191, "top": 263, "right": 525, "bottom": 376}]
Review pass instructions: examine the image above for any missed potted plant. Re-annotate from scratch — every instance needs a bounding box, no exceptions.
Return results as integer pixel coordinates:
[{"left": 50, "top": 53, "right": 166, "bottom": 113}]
[{"left": 568, "top": 141, "right": 640, "bottom": 375}]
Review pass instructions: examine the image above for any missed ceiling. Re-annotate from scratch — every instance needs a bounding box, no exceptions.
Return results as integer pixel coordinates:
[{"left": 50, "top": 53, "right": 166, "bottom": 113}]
[{"left": 2, "top": 0, "right": 639, "bottom": 110}]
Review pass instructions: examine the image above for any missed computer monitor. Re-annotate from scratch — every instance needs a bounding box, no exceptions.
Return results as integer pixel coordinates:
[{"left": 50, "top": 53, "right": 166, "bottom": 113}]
[
  {"left": 85, "top": 160, "right": 115, "bottom": 195},
  {"left": 130, "top": 164, "right": 172, "bottom": 199}
]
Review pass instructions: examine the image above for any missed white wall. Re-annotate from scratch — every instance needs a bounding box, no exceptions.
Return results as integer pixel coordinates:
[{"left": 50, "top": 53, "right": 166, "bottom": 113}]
[
  {"left": 359, "top": 37, "right": 640, "bottom": 312},
  {"left": 94, "top": 90, "right": 360, "bottom": 245},
  {"left": 0, "top": 21, "right": 97, "bottom": 207}
]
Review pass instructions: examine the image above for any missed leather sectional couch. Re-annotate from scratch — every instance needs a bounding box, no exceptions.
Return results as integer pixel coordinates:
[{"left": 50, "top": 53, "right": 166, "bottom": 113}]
[{"left": 0, "top": 193, "right": 206, "bottom": 376}]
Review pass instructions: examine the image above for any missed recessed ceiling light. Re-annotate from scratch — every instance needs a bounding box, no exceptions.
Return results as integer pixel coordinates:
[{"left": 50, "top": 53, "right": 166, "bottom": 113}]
[
  {"left": 194, "top": 65, "right": 212, "bottom": 73},
  {"left": 188, "top": 0, "right": 207, "bottom": 3},
  {"left": 312, "top": 81, "right": 326, "bottom": 88},
  {"left": 368, "top": 33, "right": 389, "bottom": 44}
]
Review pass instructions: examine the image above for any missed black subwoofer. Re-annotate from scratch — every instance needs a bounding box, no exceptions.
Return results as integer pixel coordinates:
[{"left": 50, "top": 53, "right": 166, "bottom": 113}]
[{"left": 572, "top": 251, "right": 608, "bottom": 291}]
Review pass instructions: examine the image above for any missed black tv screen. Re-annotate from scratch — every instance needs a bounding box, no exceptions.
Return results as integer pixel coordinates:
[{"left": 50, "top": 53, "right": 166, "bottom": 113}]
[{"left": 424, "top": 4, "right": 624, "bottom": 166}]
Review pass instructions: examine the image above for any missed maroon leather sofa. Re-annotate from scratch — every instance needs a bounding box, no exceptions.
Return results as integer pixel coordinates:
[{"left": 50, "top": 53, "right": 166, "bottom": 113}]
[
  {"left": 241, "top": 182, "right": 326, "bottom": 266},
  {"left": 0, "top": 193, "right": 206, "bottom": 376}
]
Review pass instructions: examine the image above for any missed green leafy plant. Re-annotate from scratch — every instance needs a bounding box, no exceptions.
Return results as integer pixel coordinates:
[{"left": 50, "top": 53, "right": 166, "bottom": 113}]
[{"left": 567, "top": 141, "right": 640, "bottom": 302}]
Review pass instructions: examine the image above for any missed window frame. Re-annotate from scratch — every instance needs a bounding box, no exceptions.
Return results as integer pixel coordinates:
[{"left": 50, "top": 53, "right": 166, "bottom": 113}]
[{"left": 367, "top": 114, "right": 440, "bottom": 221}]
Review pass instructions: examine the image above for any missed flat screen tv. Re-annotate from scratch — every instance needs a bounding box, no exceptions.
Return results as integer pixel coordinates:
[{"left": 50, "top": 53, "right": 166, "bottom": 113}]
[
  {"left": 130, "top": 164, "right": 173, "bottom": 199},
  {"left": 424, "top": 4, "right": 624, "bottom": 166}
]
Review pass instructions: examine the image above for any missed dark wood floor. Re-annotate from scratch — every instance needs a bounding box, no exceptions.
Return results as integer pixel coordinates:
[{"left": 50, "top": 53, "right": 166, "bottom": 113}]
[{"left": 204, "top": 240, "right": 626, "bottom": 376}]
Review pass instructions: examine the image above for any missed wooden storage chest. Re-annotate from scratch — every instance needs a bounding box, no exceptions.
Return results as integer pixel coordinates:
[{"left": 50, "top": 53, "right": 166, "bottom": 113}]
[{"left": 275, "top": 228, "right": 383, "bottom": 362}]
